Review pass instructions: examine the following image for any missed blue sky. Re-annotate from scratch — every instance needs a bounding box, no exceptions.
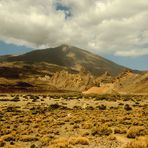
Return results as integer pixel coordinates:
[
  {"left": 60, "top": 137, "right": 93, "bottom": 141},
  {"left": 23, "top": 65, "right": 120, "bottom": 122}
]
[
  {"left": 101, "top": 54, "right": 148, "bottom": 71},
  {"left": 0, "top": 41, "right": 147, "bottom": 70},
  {"left": 0, "top": 41, "right": 32, "bottom": 55}
]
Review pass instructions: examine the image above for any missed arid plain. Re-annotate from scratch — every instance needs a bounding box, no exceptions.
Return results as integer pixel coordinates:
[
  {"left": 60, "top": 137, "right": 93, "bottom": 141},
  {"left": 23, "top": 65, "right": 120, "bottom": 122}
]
[{"left": 0, "top": 93, "right": 148, "bottom": 148}]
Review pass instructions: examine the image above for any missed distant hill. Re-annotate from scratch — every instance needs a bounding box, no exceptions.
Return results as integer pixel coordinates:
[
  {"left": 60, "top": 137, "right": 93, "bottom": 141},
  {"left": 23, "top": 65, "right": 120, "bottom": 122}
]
[{"left": 6, "top": 44, "right": 126, "bottom": 76}]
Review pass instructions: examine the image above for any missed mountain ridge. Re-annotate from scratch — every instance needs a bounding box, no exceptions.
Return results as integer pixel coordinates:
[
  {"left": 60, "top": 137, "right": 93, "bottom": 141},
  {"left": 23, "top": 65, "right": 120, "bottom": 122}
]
[{"left": 4, "top": 44, "right": 127, "bottom": 76}]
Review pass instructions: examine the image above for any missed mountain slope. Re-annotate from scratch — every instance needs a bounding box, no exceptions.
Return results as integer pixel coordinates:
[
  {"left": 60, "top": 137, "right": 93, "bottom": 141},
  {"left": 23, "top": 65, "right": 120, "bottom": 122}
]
[
  {"left": 83, "top": 71, "right": 148, "bottom": 95},
  {"left": 114, "top": 71, "right": 148, "bottom": 94},
  {"left": 7, "top": 44, "right": 126, "bottom": 76}
]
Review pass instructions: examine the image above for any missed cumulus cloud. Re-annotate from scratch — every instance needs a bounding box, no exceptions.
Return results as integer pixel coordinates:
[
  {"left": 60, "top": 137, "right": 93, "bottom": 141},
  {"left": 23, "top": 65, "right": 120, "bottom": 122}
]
[{"left": 0, "top": 0, "right": 148, "bottom": 57}]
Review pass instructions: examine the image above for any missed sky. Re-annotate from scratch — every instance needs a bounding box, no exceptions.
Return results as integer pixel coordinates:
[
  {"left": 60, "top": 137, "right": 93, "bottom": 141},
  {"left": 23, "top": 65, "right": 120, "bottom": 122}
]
[{"left": 0, "top": 0, "right": 148, "bottom": 70}]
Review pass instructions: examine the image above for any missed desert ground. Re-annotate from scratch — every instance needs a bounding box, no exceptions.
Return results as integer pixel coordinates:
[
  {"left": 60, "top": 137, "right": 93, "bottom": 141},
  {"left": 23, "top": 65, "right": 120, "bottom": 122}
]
[{"left": 0, "top": 93, "right": 148, "bottom": 148}]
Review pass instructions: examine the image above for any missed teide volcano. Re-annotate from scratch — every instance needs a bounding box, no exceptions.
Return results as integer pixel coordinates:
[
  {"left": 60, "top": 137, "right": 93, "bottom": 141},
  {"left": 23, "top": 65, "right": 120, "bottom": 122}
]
[
  {"left": 7, "top": 44, "right": 126, "bottom": 76},
  {"left": 0, "top": 44, "right": 130, "bottom": 92}
]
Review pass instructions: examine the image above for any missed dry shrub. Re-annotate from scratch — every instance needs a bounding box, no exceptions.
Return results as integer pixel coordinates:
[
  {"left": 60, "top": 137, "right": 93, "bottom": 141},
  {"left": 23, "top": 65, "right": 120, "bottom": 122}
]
[
  {"left": 48, "top": 144, "right": 74, "bottom": 148},
  {"left": 81, "top": 122, "right": 93, "bottom": 129},
  {"left": 0, "top": 138, "right": 5, "bottom": 147},
  {"left": 127, "top": 126, "right": 146, "bottom": 138},
  {"left": 50, "top": 136, "right": 89, "bottom": 147},
  {"left": 3, "top": 144, "right": 21, "bottom": 148},
  {"left": 97, "top": 104, "right": 106, "bottom": 110},
  {"left": 82, "top": 131, "right": 90, "bottom": 136},
  {"left": 51, "top": 137, "right": 67, "bottom": 144},
  {"left": 108, "top": 135, "right": 117, "bottom": 141},
  {"left": 124, "top": 104, "right": 132, "bottom": 111},
  {"left": 19, "top": 135, "right": 38, "bottom": 142},
  {"left": 114, "top": 127, "right": 127, "bottom": 134},
  {"left": 50, "top": 138, "right": 69, "bottom": 148},
  {"left": 69, "top": 136, "right": 89, "bottom": 145},
  {"left": 40, "top": 136, "right": 50, "bottom": 146},
  {"left": 48, "top": 103, "right": 61, "bottom": 110},
  {"left": 124, "top": 136, "right": 148, "bottom": 148},
  {"left": 1, "top": 134, "right": 15, "bottom": 142},
  {"left": 92, "top": 125, "right": 112, "bottom": 136}
]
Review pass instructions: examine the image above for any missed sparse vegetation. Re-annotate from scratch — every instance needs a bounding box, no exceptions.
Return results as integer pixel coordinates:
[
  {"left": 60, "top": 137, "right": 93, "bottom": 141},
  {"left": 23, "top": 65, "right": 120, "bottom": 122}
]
[
  {"left": 68, "top": 136, "right": 89, "bottom": 145},
  {"left": 97, "top": 104, "right": 107, "bottom": 110},
  {"left": 124, "top": 137, "right": 148, "bottom": 148},
  {"left": 48, "top": 103, "right": 61, "bottom": 110},
  {"left": 91, "top": 125, "right": 112, "bottom": 136},
  {"left": 124, "top": 104, "right": 132, "bottom": 111},
  {"left": 19, "top": 135, "right": 38, "bottom": 142},
  {"left": 127, "top": 126, "right": 147, "bottom": 138},
  {"left": 114, "top": 127, "right": 127, "bottom": 134},
  {"left": 0, "top": 94, "right": 147, "bottom": 147}
]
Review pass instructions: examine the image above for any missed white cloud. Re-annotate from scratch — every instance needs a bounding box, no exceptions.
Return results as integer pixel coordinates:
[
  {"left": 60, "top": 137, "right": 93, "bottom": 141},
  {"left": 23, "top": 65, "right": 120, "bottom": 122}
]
[
  {"left": 0, "top": 0, "right": 148, "bottom": 57},
  {"left": 115, "top": 49, "right": 148, "bottom": 57}
]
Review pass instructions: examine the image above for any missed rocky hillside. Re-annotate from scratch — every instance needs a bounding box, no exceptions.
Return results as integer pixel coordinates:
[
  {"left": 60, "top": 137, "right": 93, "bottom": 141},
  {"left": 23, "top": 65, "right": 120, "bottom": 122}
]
[
  {"left": 0, "top": 62, "right": 93, "bottom": 92},
  {"left": 48, "top": 70, "right": 95, "bottom": 91},
  {"left": 83, "top": 70, "right": 148, "bottom": 94},
  {"left": 6, "top": 44, "right": 126, "bottom": 76},
  {"left": 114, "top": 71, "right": 148, "bottom": 94}
]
